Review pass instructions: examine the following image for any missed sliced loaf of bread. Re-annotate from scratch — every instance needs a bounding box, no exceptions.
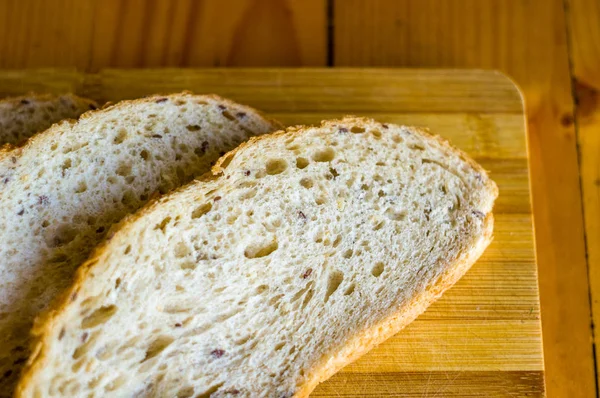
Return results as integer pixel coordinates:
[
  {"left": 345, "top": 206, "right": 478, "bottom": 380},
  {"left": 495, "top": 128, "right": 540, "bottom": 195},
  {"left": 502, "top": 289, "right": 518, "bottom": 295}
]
[
  {"left": 17, "top": 117, "right": 498, "bottom": 397},
  {"left": 0, "top": 94, "right": 98, "bottom": 145},
  {"left": 0, "top": 93, "right": 281, "bottom": 395}
]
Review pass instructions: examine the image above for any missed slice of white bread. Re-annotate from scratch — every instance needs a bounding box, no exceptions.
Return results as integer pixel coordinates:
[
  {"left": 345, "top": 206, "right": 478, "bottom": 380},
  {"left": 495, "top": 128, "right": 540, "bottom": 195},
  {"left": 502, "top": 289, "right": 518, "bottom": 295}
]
[
  {"left": 0, "top": 92, "right": 281, "bottom": 395},
  {"left": 0, "top": 94, "right": 98, "bottom": 145},
  {"left": 16, "top": 117, "right": 498, "bottom": 397}
]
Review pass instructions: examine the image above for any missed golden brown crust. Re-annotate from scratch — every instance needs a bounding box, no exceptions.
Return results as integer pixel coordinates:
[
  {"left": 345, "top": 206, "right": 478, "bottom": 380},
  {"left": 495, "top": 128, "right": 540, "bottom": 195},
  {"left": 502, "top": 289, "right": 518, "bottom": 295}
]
[
  {"left": 293, "top": 214, "right": 494, "bottom": 397},
  {"left": 16, "top": 117, "right": 497, "bottom": 397}
]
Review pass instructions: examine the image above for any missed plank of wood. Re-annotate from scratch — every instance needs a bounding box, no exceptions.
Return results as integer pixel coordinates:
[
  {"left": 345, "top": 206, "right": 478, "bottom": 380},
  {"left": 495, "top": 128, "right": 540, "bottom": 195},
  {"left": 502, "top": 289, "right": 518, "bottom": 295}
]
[
  {"left": 566, "top": 0, "right": 600, "bottom": 390},
  {"left": 0, "top": 68, "right": 540, "bottom": 395},
  {"left": 334, "top": 1, "right": 594, "bottom": 395},
  {"left": 0, "top": 0, "right": 326, "bottom": 70},
  {"left": 20, "top": 68, "right": 522, "bottom": 113},
  {"left": 313, "top": 371, "right": 544, "bottom": 397}
]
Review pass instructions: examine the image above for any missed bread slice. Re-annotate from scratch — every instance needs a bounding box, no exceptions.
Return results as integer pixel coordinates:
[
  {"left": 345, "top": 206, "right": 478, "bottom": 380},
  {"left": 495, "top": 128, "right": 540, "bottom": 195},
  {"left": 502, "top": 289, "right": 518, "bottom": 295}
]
[
  {"left": 0, "top": 92, "right": 281, "bottom": 395},
  {"left": 16, "top": 117, "right": 498, "bottom": 397},
  {"left": 0, "top": 93, "right": 98, "bottom": 145}
]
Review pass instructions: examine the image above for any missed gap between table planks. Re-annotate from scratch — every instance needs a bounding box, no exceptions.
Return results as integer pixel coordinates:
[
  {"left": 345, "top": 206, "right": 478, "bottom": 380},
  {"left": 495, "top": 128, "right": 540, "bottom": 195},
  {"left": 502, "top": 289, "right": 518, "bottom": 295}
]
[{"left": 0, "top": 68, "right": 542, "bottom": 396}]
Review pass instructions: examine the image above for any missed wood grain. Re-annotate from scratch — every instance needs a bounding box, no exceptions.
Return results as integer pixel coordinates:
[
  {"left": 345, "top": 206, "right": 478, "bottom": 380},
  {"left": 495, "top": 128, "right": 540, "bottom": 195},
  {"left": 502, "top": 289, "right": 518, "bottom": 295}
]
[
  {"left": 313, "top": 371, "right": 544, "bottom": 397},
  {"left": 334, "top": 1, "right": 593, "bottom": 395},
  {"left": 0, "top": 0, "right": 327, "bottom": 70},
  {"left": 566, "top": 0, "right": 600, "bottom": 390},
  {"left": 0, "top": 68, "right": 541, "bottom": 396}
]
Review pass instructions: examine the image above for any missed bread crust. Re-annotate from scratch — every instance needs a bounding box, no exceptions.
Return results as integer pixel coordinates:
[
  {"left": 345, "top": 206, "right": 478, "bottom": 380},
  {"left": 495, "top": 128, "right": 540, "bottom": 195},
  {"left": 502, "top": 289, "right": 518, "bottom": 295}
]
[{"left": 16, "top": 117, "right": 496, "bottom": 397}]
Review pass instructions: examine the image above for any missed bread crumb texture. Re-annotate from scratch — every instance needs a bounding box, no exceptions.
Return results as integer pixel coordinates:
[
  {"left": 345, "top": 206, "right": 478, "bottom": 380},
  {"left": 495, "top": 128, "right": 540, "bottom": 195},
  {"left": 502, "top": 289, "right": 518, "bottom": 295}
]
[
  {"left": 0, "top": 92, "right": 280, "bottom": 396},
  {"left": 0, "top": 94, "right": 98, "bottom": 145},
  {"left": 16, "top": 117, "right": 497, "bottom": 397}
]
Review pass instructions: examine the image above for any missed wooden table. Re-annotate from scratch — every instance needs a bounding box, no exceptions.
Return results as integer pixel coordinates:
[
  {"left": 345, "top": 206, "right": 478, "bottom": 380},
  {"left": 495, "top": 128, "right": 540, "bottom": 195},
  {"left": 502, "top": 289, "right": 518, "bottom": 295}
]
[
  {"left": 0, "top": 67, "right": 543, "bottom": 396},
  {"left": 0, "top": 1, "right": 598, "bottom": 396}
]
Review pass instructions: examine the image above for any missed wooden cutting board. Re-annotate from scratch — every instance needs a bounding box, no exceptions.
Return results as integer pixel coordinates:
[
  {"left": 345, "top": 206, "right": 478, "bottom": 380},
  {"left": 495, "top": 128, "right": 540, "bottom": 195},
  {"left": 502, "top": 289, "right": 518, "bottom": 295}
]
[{"left": 0, "top": 69, "right": 544, "bottom": 397}]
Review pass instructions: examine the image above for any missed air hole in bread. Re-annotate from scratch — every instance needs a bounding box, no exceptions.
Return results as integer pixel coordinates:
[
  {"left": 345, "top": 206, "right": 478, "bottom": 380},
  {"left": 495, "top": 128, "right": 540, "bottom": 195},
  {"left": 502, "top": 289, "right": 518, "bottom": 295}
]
[
  {"left": 385, "top": 208, "right": 406, "bottom": 221},
  {"left": 344, "top": 283, "right": 356, "bottom": 295},
  {"left": 244, "top": 239, "right": 278, "bottom": 259},
  {"left": 296, "top": 157, "right": 309, "bottom": 169},
  {"left": 315, "top": 196, "right": 326, "bottom": 205},
  {"left": 105, "top": 375, "right": 127, "bottom": 391},
  {"left": 332, "top": 235, "right": 342, "bottom": 248},
  {"left": 350, "top": 126, "right": 365, "bottom": 134},
  {"left": 409, "top": 143, "right": 425, "bottom": 151},
  {"left": 176, "top": 386, "right": 195, "bottom": 398},
  {"left": 256, "top": 285, "right": 269, "bottom": 294},
  {"left": 44, "top": 224, "right": 77, "bottom": 248},
  {"left": 180, "top": 261, "right": 197, "bottom": 270},
  {"left": 191, "top": 203, "right": 212, "bottom": 219},
  {"left": 324, "top": 270, "right": 344, "bottom": 303},
  {"left": 342, "top": 249, "right": 353, "bottom": 259},
  {"left": 140, "top": 149, "right": 150, "bottom": 160},
  {"left": 197, "top": 383, "right": 224, "bottom": 398},
  {"left": 312, "top": 147, "right": 335, "bottom": 162},
  {"left": 392, "top": 133, "right": 403, "bottom": 143},
  {"left": 81, "top": 305, "right": 117, "bottom": 329},
  {"left": 371, "top": 129, "right": 382, "bottom": 138},
  {"left": 124, "top": 245, "right": 131, "bottom": 255},
  {"left": 155, "top": 217, "right": 172, "bottom": 233},
  {"left": 266, "top": 159, "right": 288, "bottom": 175},
  {"left": 174, "top": 242, "right": 191, "bottom": 258},
  {"left": 121, "top": 191, "right": 137, "bottom": 207},
  {"left": 142, "top": 336, "right": 174, "bottom": 362},
  {"left": 274, "top": 342, "right": 285, "bottom": 351},
  {"left": 115, "top": 278, "right": 121, "bottom": 288},
  {"left": 116, "top": 163, "right": 132, "bottom": 177},
  {"left": 300, "top": 178, "right": 313, "bottom": 189},
  {"left": 162, "top": 303, "right": 192, "bottom": 314},
  {"left": 113, "top": 129, "right": 127, "bottom": 144},
  {"left": 301, "top": 288, "right": 314, "bottom": 310},
  {"left": 75, "top": 181, "right": 87, "bottom": 194},
  {"left": 372, "top": 262, "right": 385, "bottom": 277},
  {"left": 291, "top": 283, "right": 312, "bottom": 303},
  {"left": 61, "top": 158, "right": 72, "bottom": 172}
]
